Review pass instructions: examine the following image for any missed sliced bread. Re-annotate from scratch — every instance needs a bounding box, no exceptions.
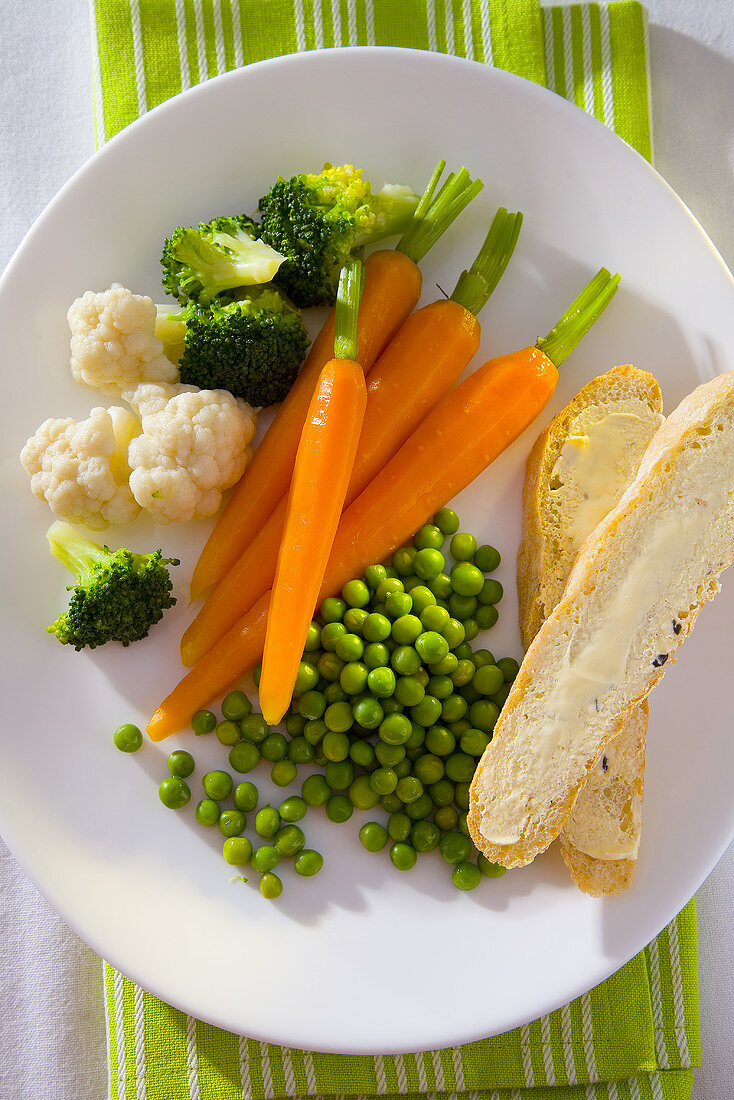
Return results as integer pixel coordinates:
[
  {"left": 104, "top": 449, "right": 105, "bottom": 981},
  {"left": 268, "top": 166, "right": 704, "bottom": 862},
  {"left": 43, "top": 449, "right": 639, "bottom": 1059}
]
[{"left": 469, "top": 368, "right": 734, "bottom": 868}]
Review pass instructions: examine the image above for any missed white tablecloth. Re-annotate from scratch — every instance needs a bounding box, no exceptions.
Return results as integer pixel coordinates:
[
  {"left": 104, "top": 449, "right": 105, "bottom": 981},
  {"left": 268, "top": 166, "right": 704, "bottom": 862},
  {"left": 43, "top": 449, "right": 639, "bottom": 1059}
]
[{"left": 1, "top": 1, "right": 732, "bottom": 1096}]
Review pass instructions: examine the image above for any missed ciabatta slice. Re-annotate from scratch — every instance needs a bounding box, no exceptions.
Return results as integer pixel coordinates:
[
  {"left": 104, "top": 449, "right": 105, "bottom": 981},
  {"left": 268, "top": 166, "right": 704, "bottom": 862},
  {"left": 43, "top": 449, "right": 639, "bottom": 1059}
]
[
  {"left": 469, "top": 369, "right": 734, "bottom": 868},
  {"left": 517, "top": 366, "right": 662, "bottom": 894}
]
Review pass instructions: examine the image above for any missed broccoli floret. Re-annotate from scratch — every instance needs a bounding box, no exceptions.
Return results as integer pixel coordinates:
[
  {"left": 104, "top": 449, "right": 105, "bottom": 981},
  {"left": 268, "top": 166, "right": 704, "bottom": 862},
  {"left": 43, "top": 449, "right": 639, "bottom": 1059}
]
[
  {"left": 163, "top": 288, "right": 310, "bottom": 407},
  {"left": 46, "top": 521, "right": 179, "bottom": 651},
  {"left": 258, "top": 164, "right": 419, "bottom": 307},
  {"left": 161, "top": 215, "right": 286, "bottom": 306}
]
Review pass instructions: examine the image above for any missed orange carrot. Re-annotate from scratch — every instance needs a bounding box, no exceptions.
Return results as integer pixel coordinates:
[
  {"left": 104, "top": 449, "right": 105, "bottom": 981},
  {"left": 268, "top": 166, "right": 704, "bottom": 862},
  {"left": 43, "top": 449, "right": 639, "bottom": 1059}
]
[
  {"left": 260, "top": 358, "right": 367, "bottom": 724},
  {"left": 188, "top": 249, "right": 421, "bottom": 601},
  {"left": 148, "top": 269, "right": 618, "bottom": 740},
  {"left": 180, "top": 300, "right": 481, "bottom": 667}
]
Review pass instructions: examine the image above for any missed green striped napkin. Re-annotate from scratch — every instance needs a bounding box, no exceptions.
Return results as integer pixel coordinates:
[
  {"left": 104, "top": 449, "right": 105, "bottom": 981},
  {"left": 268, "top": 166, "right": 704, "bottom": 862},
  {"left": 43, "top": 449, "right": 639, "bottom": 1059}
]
[{"left": 90, "top": 2, "right": 696, "bottom": 1097}]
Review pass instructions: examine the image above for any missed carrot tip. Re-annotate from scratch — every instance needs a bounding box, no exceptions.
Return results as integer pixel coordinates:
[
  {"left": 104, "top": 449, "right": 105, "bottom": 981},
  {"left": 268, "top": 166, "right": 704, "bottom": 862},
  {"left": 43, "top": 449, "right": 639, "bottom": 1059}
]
[{"left": 147, "top": 708, "right": 172, "bottom": 742}]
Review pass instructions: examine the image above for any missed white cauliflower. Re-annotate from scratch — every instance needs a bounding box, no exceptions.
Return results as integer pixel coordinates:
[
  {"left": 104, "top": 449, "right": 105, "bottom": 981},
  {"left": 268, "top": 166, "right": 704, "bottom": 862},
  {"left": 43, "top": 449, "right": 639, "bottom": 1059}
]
[
  {"left": 68, "top": 284, "right": 179, "bottom": 395},
  {"left": 123, "top": 383, "right": 257, "bottom": 523},
  {"left": 20, "top": 406, "right": 142, "bottom": 529}
]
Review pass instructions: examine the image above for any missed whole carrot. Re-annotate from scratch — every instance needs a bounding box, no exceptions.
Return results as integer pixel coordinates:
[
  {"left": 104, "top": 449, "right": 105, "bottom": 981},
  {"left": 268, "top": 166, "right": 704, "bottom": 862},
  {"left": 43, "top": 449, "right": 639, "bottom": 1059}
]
[
  {"left": 148, "top": 268, "right": 619, "bottom": 740},
  {"left": 259, "top": 261, "right": 367, "bottom": 725},
  {"left": 181, "top": 209, "right": 523, "bottom": 666},
  {"left": 189, "top": 162, "right": 483, "bottom": 601}
]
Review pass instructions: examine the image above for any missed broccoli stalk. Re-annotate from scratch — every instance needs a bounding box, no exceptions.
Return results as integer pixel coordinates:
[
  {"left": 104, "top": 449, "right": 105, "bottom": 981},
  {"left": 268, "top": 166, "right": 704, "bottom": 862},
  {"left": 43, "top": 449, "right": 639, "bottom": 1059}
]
[
  {"left": 258, "top": 164, "right": 420, "bottom": 307},
  {"left": 46, "top": 521, "right": 179, "bottom": 651},
  {"left": 155, "top": 286, "right": 310, "bottom": 407},
  {"left": 161, "top": 215, "right": 286, "bottom": 306}
]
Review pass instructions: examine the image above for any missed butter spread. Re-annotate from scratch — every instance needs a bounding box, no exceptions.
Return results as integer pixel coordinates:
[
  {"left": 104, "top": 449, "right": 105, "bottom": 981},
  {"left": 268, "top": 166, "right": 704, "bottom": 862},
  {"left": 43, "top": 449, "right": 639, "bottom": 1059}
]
[
  {"left": 551, "top": 411, "right": 656, "bottom": 550},
  {"left": 479, "top": 497, "right": 719, "bottom": 848}
]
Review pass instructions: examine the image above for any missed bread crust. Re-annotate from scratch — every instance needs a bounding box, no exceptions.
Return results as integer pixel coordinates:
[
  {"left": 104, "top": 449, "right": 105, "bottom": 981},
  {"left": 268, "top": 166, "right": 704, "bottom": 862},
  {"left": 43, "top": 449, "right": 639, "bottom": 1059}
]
[
  {"left": 516, "top": 367, "right": 661, "bottom": 893},
  {"left": 469, "top": 368, "right": 734, "bottom": 868}
]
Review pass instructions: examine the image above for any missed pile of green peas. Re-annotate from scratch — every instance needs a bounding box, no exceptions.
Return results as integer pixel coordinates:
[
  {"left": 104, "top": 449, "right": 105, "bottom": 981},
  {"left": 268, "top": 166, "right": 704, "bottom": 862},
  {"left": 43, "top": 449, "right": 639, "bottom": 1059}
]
[{"left": 119, "top": 509, "right": 512, "bottom": 895}]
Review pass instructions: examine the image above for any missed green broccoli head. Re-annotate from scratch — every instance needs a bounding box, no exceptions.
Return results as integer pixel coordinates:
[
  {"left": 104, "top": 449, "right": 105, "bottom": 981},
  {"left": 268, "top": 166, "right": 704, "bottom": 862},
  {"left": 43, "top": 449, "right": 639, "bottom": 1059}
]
[
  {"left": 161, "top": 214, "right": 286, "bottom": 306},
  {"left": 46, "top": 521, "right": 179, "bottom": 651},
  {"left": 175, "top": 288, "right": 310, "bottom": 407},
  {"left": 258, "top": 164, "right": 419, "bottom": 307}
]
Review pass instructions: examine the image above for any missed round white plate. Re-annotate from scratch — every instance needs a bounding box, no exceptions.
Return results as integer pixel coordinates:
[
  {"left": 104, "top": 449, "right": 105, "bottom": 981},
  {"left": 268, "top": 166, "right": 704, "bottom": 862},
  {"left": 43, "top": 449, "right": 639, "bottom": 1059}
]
[{"left": 1, "top": 47, "right": 733, "bottom": 1054}]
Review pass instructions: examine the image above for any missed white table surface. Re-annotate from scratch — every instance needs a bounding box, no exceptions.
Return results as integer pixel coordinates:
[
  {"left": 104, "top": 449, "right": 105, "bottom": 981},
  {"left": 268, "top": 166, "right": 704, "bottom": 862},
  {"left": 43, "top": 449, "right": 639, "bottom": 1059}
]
[{"left": 1, "top": 1, "right": 732, "bottom": 1096}]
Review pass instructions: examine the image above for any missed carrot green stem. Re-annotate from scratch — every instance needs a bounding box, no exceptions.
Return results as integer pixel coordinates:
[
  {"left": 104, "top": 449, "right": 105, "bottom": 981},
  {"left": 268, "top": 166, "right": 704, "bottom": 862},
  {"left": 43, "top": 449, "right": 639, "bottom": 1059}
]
[
  {"left": 334, "top": 257, "right": 365, "bottom": 361},
  {"left": 537, "top": 267, "right": 621, "bottom": 367},
  {"left": 450, "top": 207, "right": 524, "bottom": 316},
  {"left": 396, "top": 162, "right": 484, "bottom": 265}
]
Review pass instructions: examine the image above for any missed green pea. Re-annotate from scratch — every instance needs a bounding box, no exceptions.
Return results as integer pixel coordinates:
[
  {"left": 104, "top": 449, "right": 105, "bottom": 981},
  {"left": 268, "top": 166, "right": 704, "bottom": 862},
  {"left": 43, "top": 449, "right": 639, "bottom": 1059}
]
[
  {"left": 419, "top": 604, "right": 449, "bottom": 634},
  {"left": 303, "top": 719, "right": 327, "bottom": 745},
  {"left": 416, "top": 631, "right": 450, "bottom": 665},
  {"left": 321, "top": 596, "right": 346, "bottom": 623},
  {"left": 304, "top": 621, "right": 322, "bottom": 651},
  {"left": 497, "top": 657, "right": 520, "bottom": 682},
  {"left": 299, "top": 690, "right": 327, "bottom": 720},
  {"left": 324, "top": 702, "right": 353, "bottom": 735},
  {"left": 342, "top": 578, "right": 370, "bottom": 608},
  {"left": 460, "top": 728, "right": 491, "bottom": 756},
  {"left": 454, "top": 641, "right": 473, "bottom": 660},
  {"left": 442, "top": 618, "right": 466, "bottom": 652},
  {"left": 440, "top": 831, "right": 473, "bottom": 864},
  {"left": 414, "top": 667, "right": 430, "bottom": 688},
  {"left": 434, "top": 805, "right": 459, "bottom": 831},
  {"left": 478, "top": 578, "right": 503, "bottom": 605},
  {"left": 429, "top": 778, "right": 455, "bottom": 806},
  {"left": 425, "top": 725, "right": 455, "bottom": 757},
  {"left": 451, "top": 562, "right": 485, "bottom": 598},
  {"left": 413, "top": 753, "right": 444, "bottom": 785},
  {"left": 448, "top": 593, "right": 477, "bottom": 620},
  {"left": 324, "top": 682, "right": 348, "bottom": 706},
  {"left": 344, "top": 607, "right": 369, "bottom": 634},
  {"left": 381, "top": 793, "right": 403, "bottom": 813},
  {"left": 338, "top": 660, "right": 368, "bottom": 698},
  {"left": 492, "top": 683, "right": 512, "bottom": 709},
  {"left": 375, "top": 741, "right": 405, "bottom": 767},
  {"left": 362, "top": 642, "right": 388, "bottom": 670},
  {"left": 475, "top": 544, "right": 501, "bottom": 572},
  {"left": 348, "top": 774, "right": 380, "bottom": 811},
  {"left": 448, "top": 717, "right": 472, "bottom": 736},
  {"left": 472, "top": 664, "right": 503, "bottom": 696},
  {"left": 240, "top": 714, "right": 269, "bottom": 743},
  {"left": 219, "top": 809, "right": 247, "bottom": 838},
  {"left": 325, "top": 760, "right": 354, "bottom": 791},
  {"left": 395, "top": 776, "right": 423, "bottom": 804},
  {"left": 228, "top": 741, "right": 260, "bottom": 774},
  {"left": 319, "top": 622, "right": 345, "bottom": 653},
  {"left": 428, "top": 572, "right": 453, "bottom": 600},
  {"left": 431, "top": 653, "right": 459, "bottom": 678},
  {"left": 252, "top": 808, "right": 278, "bottom": 840},
  {"left": 259, "top": 871, "right": 283, "bottom": 899},
  {"left": 367, "top": 667, "right": 396, "bottom": 698},
  {"left": 387, "top": 812, "right": 411, "bottom": 841},
  {"left": 478, "top": 853, "right": 507, "bottom": 878},
  {"left": 453, "top": 861, "right": 482, "bottom": 890},
  {"left": 350, "top": 740, "right": 375, "bottom": 768},
  {"left": 408, "top": 585, "right": 437, "bottom": 615},
  {"left": 369, "top": 767, "right": 398, "bottom": 795},
  {"left": 468, "top": 700, "right": 500, "bottom": 732},
  {"left": 362, "top": 613, "right": 392, "bottom": 643},
  {"left": 319, "top": 653, "right": 346, "bottom": 683},
  {"left": 215, "top": 719, "right": 239, "bottom": 747},
  {"left": 410, "top": 694, "right": 442, "bottom": 728},
  {"left": 223, "top": 836, "right": 252, "bottom": 866},
  {"left": 441, "top": 694, "right": 468, "bottom": 724},
  {"left": 363, "top": 564, "right": 387, "bottom": 589},
  {"left": 414, "top": 524, "right": 444, "bottom": 550},
  {"left": 387, "top": 595, "right": 415, "bottom": 622},
  {"left": 450, "top": 532, "right": 477, "bottom": 561},
  {"left": 202, "top": 770, "right": 232, "bottom": 800},
  {"left": 445, "top": 752, "right": 476, "bottom": 783},
  {"left": 392, "top": 546, "right": 417, "bottom": 576},
  {"left": 334, "top": 632, "right": 363, "bottom": 663},
  {"left": 285, "top": 713, "right": 306, "bottom": 737},
  {"left": 352, "top": 696, "right": 384, "bottom": 730},
  {"left": 378, "top": 713, "right": 412, "bottom": 746},
  {"left": 463, "top": 618, "right": 480, "bottom": 642},
  {"left": 427, "top": 674, "right": 453, "bottom": 700},
  {"left": 405, "top": 722, "right": 426, "bottom": 750},
  {"left": 390, "top": 645, "right": 421, "bottom": 676},
  {"left": 294, "top": 850, "right": 323, "bottom": 877},
  {"left": 390, "top": 614, "right": 422, "bottom": 645},
  {"left": 458, "top": 810, "right": 470, "bottom": 836},
  {"left": 474, "top": 604, "right": 498, "bottom": 630},
  {"left": 253, "top": 663, "right": 262, "bottom": 687},
  {"left": 413, "top": 547, "right": 445, "bottom": 581},
  {"left": 375, "top": 577, "right": 403, "bottom": 602},
  {"left": 390, "top": 842, "right": 417, "bottom": 870},
  {"left": 321, "top": 730, "right": 349, "bottom": 762},
  {"left": 452, "top": 659, "right": 476, "bottom": 687},
  {"left": 275, "top": 824, "right": 306, "bottom": 857},
  {"left": 191, "top": 710, "right": 216, "bottom": 737},
  {"left": 270, "top": 760, "right": 297, "bottom": 787},
  {"left": 301, "top": 773, "right": 331, "bottom": 806},
  {"left": 394, "top": 758, "right": 412, "bottom": 779},
  {"left": 221, "top": 690, "right": 251, "bottom": 722},
  {"left": 291, "top": 661, "right": 318, "bottom": 697},
  {"left": 411, "top": 820, "right": 441, "bottom": 853},
  {"left": 471, "top": 648, "right": 494, "bottom": 667},
  {"left": 287, "top": 736, "right": 314, "bottom": 766},
  {"left": 159, "top": 777, "right": 190, "bottom": 809},
  {"left": 326, "top": 794, "right": 354, "bottom": 823},
  {"left": 259, "top": 733, "right": 285, "bottom": 762},
  {"left": 114, "top": 722, "right": 143, "bottom": 753},
  {"left": 232, "top": 782, "right": 258, "bottom": 813},
  {"left": 195, "top": 798, "right": 220, "bottom": 826},
  {"left": 394, "top": 676, "right": 425, "bottom": 707},
  {"left": 455, "top": 782, "right": 471, "bottom": 810},
  {"left": 433, "top": 507, "right": 460, "bottom": 535},
  {"left": 360, "top": 822, "right": 389, "bottom": 852},
  {"left": 168, "top": 749, "right": 195, "bottom": 778}
]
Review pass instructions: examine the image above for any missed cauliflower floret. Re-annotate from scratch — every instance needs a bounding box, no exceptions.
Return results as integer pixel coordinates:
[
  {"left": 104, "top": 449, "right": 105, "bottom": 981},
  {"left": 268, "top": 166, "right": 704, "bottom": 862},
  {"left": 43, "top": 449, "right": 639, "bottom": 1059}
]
[
  {"left": 20, "top": 406, "right": 142, "bottom": 529},
  {"left": 68, "top": 284, "right": 179, "bottom": 395},
  {"left": 124, "top": 383, "right": 257, "bottom": 523}
]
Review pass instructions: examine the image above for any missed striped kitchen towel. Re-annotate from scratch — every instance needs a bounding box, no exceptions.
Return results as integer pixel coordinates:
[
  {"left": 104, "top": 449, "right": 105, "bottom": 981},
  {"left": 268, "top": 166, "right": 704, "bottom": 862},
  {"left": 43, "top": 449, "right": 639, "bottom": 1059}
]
[{"left": 90, "top": 2, "right": 698, "bottom": 1097}]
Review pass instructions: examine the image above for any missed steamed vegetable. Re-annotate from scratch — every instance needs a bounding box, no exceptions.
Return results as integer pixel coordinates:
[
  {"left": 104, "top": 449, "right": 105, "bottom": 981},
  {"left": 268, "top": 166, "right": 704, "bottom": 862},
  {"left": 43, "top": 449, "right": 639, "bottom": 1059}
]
[
  {"left": 259, "top": 260, "right": 367, "bottom": 726},
  {"left": 189, "top": 162, "right": 483, "bottom": 601},
  {"left": 46, "top": 521, "right": 178, "bottom": 650}
]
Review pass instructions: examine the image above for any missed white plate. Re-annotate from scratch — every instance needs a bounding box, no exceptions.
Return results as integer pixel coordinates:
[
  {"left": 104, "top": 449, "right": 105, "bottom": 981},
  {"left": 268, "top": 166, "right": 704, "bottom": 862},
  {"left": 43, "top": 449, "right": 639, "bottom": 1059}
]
[{"left": 1, "top": 47, "right": 733, "bottom": 1055}]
